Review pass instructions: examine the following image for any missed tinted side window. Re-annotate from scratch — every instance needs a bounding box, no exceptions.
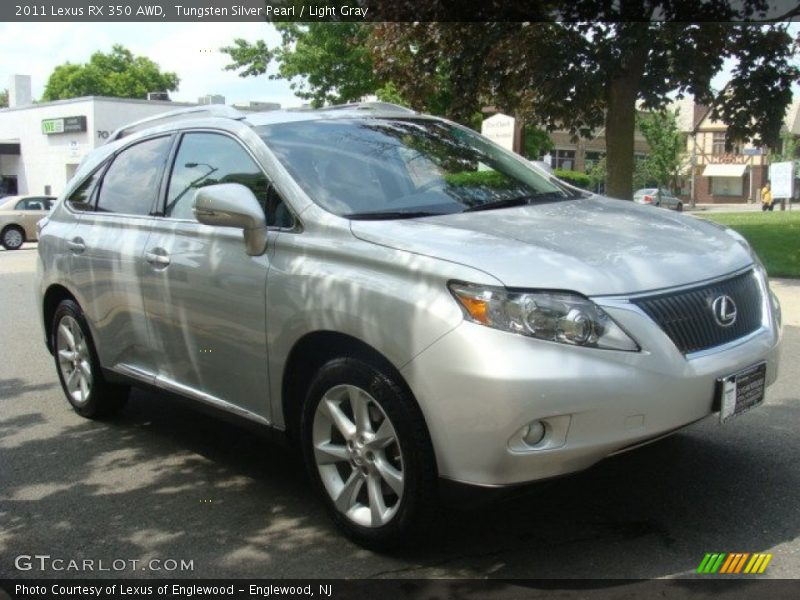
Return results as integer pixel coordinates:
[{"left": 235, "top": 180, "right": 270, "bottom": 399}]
[
  {"left": 67, "top": 168, "right": 106, "bottom": 212},
  {"left": 97, "top": 136, "right": 171, "bottom": 215},
  {"left": 165, "top": 133, "right": 269, "bottom": 220}
]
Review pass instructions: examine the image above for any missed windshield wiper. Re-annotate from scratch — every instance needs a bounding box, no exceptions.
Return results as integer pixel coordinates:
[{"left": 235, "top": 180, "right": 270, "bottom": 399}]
[
  {"left": 344, "top": 210, "right": 443, "bottom": 220},
  {"left": 462, "top": 192, "right": 572, "bottom": 213}
]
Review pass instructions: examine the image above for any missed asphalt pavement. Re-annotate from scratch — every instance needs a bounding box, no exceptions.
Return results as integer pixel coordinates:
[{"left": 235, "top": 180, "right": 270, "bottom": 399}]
[{"left": 0, "top": 247, "right": 798, "bottom": 579}]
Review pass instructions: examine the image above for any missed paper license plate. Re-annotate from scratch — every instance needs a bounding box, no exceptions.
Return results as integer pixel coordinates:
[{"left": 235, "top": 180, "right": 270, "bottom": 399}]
[{"left": 718, "top": 362, "right": 766, "bottom": 422}]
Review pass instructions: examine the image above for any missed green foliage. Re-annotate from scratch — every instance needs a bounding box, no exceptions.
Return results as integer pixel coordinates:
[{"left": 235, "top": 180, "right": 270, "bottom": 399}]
[
  {"left": 367, "top": 17, "right": 797, "bottom": 198},
  {"left": 701, "top": 212, "right": 800, "bottom": 278},
  {"left": 444, "top": 170, "right": 511, "bottom": 188},
  {"left": 0, "top": 89, "right": 7, "bottom": 108},
  {"left": 586, "top": 157, "right": 607, "bottom": 191},
  {"left": 223, "top": 14, "right": 797, "bottom": 196},
  {"left": 769, "top": 130, "right": 800, "bottom": 165},
  {"left": 223, "top": 23, "right": 470, "bottom": 122},
  {"left": 633, "top": 159, "right": 655, "bottom": 191},
  {"left": 374, "top": 81, "right": 407, "bottom": 106},
  {"left": 637, "top": 109, "right": 685, "bottom": 189},
  {"left": 222, "top": 23, "right": 376, "bottom": 107},
  {"left": 42, "top": 45, "right": 179, "bottom": 101},
  {"left": 369, "top": 24, "right": 497, "bottom": 124},
  {"left": 554, "top": 169, "right": 592, "bottom": 190},
  {"left": 522, "top": 126, "right": 554, "bottom": 160}
]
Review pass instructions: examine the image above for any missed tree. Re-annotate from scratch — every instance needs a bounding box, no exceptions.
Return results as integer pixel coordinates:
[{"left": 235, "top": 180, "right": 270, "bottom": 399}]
[
  {"left": 522, "top": 125, "right": 554, "bottom": 160},
  {"left": 223, "top": 23, "right": 468, "bottom": 121},
  {"left": 222, "top": 23, "right": 377, "bottom": 107},
  {"left": 0, "top": 89, "right": 7, "bottom": 108},
  {"left": 370, "top": 13, "right": 798, "bottom": 199},
  {"left": 587, "top": 157, "right": 607, "bottom": 193},
  {"left": 637, "top": 109, "right": 685, "bottom": 191},
  {"left": 769, "top": 130, "right": 800, "bottom": 163},
  {"left": 42, "top": 45, "right": 179, "bottom": 101}
]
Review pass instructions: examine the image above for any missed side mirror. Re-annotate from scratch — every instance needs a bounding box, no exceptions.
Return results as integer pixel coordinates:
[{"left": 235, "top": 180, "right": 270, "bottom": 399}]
[{"left": 193, "top": 183, "right": 268, "bottom": 256}]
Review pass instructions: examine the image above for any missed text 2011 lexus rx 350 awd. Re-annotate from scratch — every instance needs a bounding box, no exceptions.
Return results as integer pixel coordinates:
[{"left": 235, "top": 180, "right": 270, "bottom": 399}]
[{"left": 37, "top": 103, "right": 782, "bottom": 548}]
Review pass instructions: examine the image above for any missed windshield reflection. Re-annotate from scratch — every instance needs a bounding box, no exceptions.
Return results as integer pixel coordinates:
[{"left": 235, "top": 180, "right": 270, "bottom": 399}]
[{"left": 259, "top": 118, "right": 578, "bottom": 218}]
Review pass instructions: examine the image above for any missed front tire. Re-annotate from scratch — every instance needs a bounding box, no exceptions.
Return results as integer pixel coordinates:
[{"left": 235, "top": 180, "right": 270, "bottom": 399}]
[
  {"left": 1, "top": 225, "right": 24, "bottom": 250},
  {"left": 52, "top": 299, "right": 129, "bottom": 419},
  {"left": 301, "top": 357, "right": 438, "bottom": 550},
  {"left": 676, "top": 202, "right": 683, "bottom": 212}
]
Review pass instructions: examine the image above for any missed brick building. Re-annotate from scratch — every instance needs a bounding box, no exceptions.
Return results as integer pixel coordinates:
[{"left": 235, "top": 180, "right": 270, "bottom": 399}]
[
  {"left": 543, "top": 126, "right": 651, "bottom": 174},
  {"left": 677, "top": 97, "right": 800, "bottom": 204}
]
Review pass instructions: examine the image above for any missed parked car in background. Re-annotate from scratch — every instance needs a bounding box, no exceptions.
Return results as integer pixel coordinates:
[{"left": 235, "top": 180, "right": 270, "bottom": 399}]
[
  {"left": 0, "top": 195, "right": 56, "bottom": 249},
  {"left": 37, "top": 104, "right": 781, "bottom": 549},
  {"left": 633, "top": 188, "right": 683, "bottom": 211}
]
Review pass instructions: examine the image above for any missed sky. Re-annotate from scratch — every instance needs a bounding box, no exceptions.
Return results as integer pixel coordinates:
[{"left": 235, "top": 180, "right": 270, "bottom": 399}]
[
  {"left": 0, "top": 22, "right": 299, "bottom": 107},
  {"left": 0, "top": 22, "right": 798, "bottom": 109}
]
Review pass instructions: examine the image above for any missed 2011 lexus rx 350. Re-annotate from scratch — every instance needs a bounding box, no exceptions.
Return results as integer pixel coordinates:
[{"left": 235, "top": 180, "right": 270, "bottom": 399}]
[{"left": 37, "top": 103, "right": 782, "bottom": 548}]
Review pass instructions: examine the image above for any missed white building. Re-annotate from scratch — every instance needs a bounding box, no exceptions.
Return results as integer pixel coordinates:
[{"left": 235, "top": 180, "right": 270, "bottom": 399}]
[{"left": 0, "top": 77, "right": 196, "bottom": 196}]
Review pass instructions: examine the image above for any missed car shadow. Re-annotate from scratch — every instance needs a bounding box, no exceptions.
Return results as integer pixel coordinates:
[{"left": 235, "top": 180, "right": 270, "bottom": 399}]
[{"left": 1, "top": 330, "right": 798, "bottom": 579}]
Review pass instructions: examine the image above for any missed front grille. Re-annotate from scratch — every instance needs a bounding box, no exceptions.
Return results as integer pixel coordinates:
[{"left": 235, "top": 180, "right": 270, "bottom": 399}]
[{"left": 632, "top": 270, "right": 764, "bottom": 354}]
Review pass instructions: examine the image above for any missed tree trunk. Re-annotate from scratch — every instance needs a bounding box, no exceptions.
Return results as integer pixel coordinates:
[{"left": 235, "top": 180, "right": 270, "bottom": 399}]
[{"left": 605, "top": 75, "right": 639, "bottom": 200}]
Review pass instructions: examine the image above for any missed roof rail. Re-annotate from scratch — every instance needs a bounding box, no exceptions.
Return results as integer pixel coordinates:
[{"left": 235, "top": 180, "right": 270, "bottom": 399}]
[
  {"left": 297, "top": 102, "right": 416, "bottom": 114},
  {"left": 107, "top": 105, "right": 246, "bottom": 143}
]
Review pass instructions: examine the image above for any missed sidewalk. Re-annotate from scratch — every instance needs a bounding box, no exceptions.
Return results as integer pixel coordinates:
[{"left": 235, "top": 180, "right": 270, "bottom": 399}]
[
  {"left": 688, "top": 202, "right": 796, "bottom": 213},
  {"left": 771, "top": 278, "right": 800, "bottom": 327}
]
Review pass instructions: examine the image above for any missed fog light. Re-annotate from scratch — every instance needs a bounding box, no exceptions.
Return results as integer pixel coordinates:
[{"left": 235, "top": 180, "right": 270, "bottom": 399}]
[{"left": 523, "top": 421, "right": 546, "bottom": 446}]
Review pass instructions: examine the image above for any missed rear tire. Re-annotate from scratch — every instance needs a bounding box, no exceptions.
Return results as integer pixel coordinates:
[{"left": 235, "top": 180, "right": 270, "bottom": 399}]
[
  {"left": 1, "top": 225, "right": 24, "bottom": 250},
  {"left": 51, "top": 299, "right": 129, "bottom": 419},
  {"left": 301, "top": 357, "right": 438, "bottom": 550},
  {"left": 676, "top": 202, "right": 683, "bottom": 212}
]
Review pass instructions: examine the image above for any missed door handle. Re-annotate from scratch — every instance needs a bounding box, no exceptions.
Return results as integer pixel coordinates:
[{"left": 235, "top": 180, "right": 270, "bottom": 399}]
[
  {"left": 67, "top": 238, "right": 86, "bottom": 254},
  {"left": 145, "top": 250, "right": 171, "bottom": 267}
]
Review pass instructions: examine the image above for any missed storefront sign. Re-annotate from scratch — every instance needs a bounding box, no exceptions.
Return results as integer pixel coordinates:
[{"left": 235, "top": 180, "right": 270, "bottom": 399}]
[
  {"left": 769, "top": 161, "right": 794, "bottom": 199},
  {"left": 42, "top": 116, "right": 88, "bottom": 135}
]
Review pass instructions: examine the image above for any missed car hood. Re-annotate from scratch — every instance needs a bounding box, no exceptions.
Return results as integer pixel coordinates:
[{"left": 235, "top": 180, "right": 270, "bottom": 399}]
[{"left": 349, "top": 196, "right": 753, "bottom": 296}]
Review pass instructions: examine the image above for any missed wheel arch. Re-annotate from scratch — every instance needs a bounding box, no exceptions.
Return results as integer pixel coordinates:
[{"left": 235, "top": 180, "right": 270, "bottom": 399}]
[
  {"left": 280, "top": 330, "right": 427, "bottom": 446},
  {"left": 42, "top": 284, "right": 79, "bottom": 354}
]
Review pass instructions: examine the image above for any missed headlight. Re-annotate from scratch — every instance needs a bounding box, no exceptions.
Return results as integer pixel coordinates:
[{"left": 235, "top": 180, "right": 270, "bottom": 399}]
[
  {"left": 770, "top": 289, "right": 782, "bottom": 328},
  {"left": 448, "top": 282, "right": 640, "bottom": 351}
]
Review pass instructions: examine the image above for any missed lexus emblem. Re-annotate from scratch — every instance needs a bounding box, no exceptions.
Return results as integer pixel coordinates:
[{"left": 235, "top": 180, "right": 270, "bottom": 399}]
[{"left": 712, "top": 295, "right": 737, "bottom": 327}]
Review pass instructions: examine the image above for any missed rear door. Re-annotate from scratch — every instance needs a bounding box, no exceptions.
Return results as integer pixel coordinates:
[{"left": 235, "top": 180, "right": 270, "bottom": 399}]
[
  {"left": 140, "top": 130, "right": 281, "bottom": 421},
  {"left": 68, "top": 135, "right": 173, "bottom": 379}
]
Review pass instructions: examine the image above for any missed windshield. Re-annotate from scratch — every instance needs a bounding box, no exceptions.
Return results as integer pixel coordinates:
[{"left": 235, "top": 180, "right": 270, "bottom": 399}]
[{"left": 258, "top": 118, "right": 580, "bottom": 218}]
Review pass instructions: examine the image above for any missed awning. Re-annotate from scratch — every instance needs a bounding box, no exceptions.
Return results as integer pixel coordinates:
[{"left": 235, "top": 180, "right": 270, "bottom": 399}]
[{"left": 703, "top": 163, "right": 747, "bottom": 177}]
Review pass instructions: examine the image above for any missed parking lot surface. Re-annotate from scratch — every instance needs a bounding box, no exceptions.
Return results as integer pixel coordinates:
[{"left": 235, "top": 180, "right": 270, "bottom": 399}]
[{"left": 1, "top": 247, "right": 798, "bottom": 579}]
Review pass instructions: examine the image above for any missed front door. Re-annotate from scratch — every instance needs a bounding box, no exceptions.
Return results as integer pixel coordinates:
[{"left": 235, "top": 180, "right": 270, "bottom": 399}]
[{"left": 140, "top": 131, "right": 272, "bottom": 421}]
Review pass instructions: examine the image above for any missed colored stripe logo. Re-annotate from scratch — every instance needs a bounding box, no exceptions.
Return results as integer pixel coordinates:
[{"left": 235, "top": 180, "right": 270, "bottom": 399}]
[{"left": 697, "top": 552, "right": 772, "bottom": 574}]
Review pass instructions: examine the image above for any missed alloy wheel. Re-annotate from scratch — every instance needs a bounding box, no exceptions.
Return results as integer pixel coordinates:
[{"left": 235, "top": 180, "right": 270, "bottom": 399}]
[
  {"left": 3, "top": 228, "right": 23, "bottom": 249},
  {"left": 312, "top": 384, "right": 404, "bottom": 528},
  {"left": 55, "top": 315, "right": 93, "bottom": 405}
]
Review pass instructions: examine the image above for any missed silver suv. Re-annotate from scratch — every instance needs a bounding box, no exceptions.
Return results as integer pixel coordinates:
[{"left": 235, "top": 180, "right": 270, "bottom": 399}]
[{"left": 37, "top": 103, "right": 782, "bottom": 548}]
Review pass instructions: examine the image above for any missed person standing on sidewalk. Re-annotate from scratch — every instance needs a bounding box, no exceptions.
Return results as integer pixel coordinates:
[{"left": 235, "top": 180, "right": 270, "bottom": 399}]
[{"left": 761, "top": 180, "right": 774, "bottom": 211}]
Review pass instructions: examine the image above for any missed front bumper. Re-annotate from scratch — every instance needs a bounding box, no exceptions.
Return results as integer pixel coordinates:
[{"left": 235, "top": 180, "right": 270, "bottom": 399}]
[{"left": 401, "top": 291, "right": 782, "bottom": 487}]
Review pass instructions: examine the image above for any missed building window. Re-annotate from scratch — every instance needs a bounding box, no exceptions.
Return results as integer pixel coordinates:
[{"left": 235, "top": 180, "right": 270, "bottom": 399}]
[
  {"left": 585, "top": 151, "right": 605, "bottom": 170},
  {"left": 711, "top": 176, "right": 743, "bottom": 196},
  {"left": 555, "top": 149, "right": 575, "bottom": 171},
  {"left": 712, "top": 132, "right": 741, "bottom": 155}
]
